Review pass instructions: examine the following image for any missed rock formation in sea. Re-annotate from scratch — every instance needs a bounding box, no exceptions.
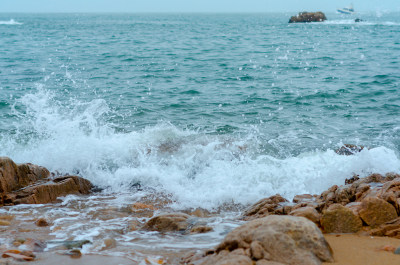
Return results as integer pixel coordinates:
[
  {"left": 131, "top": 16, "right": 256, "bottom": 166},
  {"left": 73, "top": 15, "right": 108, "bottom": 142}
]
[
  {"left": 0, "top": 157, "right": 92, "bottom": 206},
  {"left": 289, "top": 12, "right": 327, "bottom": 23}
]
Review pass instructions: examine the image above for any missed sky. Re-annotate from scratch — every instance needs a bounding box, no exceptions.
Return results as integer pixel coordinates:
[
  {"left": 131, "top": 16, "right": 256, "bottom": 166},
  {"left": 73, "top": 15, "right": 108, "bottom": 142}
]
[{"left": 0, "top": 0, "right": 399, "bottom": 13}]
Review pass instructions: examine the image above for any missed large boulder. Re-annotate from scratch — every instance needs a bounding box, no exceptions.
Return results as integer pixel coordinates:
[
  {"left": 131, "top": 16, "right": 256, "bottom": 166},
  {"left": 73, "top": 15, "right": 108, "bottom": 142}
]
[
  {"left": 321, "top": 204, "right": 362, "bottom": 233},
  {"left": 289, "top": 12, "right": 327, "bottom": 23},
  {"left": 358, "top": 197, "right": 398, "bottom": 227},
  {"left": 0, "top": 157, "right": 92, "bottom": 206},
  {"left": 188, "top": 215, "right": 333, "bottom": 265}
]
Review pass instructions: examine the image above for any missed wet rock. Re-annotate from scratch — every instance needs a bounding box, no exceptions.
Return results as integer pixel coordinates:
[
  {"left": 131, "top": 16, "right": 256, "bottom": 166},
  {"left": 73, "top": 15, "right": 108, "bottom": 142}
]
[
  {"left": 242, "top": 194, "right": 288, "bottom": 220},
  {"left": 143, "top": 212, "right": 191, "bottom": 233},
  {"left": 358, "top": 197, "right": 398, "bottom": 227},
  {"left": 48, "top": 240, "right": 91, "bottom": 249},
  {"left": 0, "top": 157, "right": 49, "bottom": 204},
  {"left": 321, "top": 204, "right": 362, "bottom": 233},
  {"left": 22, "top": 239, "right": 46, "bottom": 252},
  {"left": 190, "top": 215, "right": 333, "bottom": 265},
  {"left": 101, "top": 238, "right": 116, "bottom": 251},
  {"left": 0, "top": 221, "right": 10, "bottom": 226},
  {"left": 289, "top": 12, "right": 327, "bottom": 23},
  {"left": 0, "top": 157, "right": 92, "bottom": 206},
  {"left": 35, "top": 218, "right": 49, "bottom": 227},
  {"left": 289, "top": 206, "right": 321, "bottom": 226},
  {"left": 190, "top": 225, "right": 213, "bottom": 234},
  {"left": 355, "top": 18, "right": 363, "bottom": 22},
  {"left": 335, "top": 144, "right": 365, "bottom": 155},
  {"left": 130, "top": 202, "right": 156, "bottom": 218},
  {"left": 8, "top": 175, "right": 92, "bottom": 205},
  {"left": 189, "top": 208, "right": 211, "bottom": 218},
  {"left": 2, "top": 250, "right": 34, "bottom": 261},
  {"left": 64, "top": 249, "right": 82, "bottom": 259}
]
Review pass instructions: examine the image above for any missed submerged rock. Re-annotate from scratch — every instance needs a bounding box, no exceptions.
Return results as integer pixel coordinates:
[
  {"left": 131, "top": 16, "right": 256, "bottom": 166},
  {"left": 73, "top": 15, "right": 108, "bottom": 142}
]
[
  {"left": 187, "top": 215, "right": 333, "bottom": 265},
  {"left": 289, "top": 12, "right": 327, "bottom": 23},
  {"left": 143, "top": 213, "right": 191, "bottom": 233},
  {"left": 335, "top": 144, "right": 365, "bottom": 155}
]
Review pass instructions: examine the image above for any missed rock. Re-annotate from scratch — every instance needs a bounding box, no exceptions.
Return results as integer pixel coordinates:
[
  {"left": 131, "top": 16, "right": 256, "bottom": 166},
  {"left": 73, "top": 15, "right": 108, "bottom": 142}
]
[
  {"left": 395, "top": 247, "right": 400, "bottom": 254},
  {"left": 242, "top": 194, "right": 288, "bottom": 220},
  {"left": 130, "top": 202, "right": 156, "bottom": 218},
  {"left": 358, "top": 197, "right": 398, "bottom": 227},
  {"left": 0, "top": 220, "right": 10, "bottom": 226},
  {"left": 369, "top": 217, "right": 400, "bottom": 238},
  {"left": 289, "top": 207, "right": 321, "bottom": 226},
  {"left": 0, "top": 157, "right": 92, "bottom": 206},
  {"left": 335, "top": 144, "right": 365, "bottom": 155},
  {"left": 143, "top": 213, "right": 191, "bottom": 233},
  {"left": 5, "top": 175, "right": 93, "bottom": 205},
  {"left": 35, "top": 218, "right": 49, "bottom": 227},
  {"left": 293, "top": 194, "right": 314, "bottom": 203},
  {"left": 64, "top": 249, "right": 82, "bottom": 259},
  {"left": 189, "top": 208, "right": 211, "bottom": 218},
  {"left": 190, "top": 225, "right": 213, "bottom": 234},
  {"left": 48, "top": 240, "right": 91, "bottom": 249},
  {"left": 101, "top": 238, "right": 116, "bottom": 251},
  {"left": 289, "top": 12, "right": 327, "bottom": 23},
  {"left": 191, "top": 215, "right": 333, "bottom": 265},
  {"left": 321, "top": 204, "right": 362, "bottom": 233},
  {"left": 355, "top": 18, "right": 363, "bottom": 22}
]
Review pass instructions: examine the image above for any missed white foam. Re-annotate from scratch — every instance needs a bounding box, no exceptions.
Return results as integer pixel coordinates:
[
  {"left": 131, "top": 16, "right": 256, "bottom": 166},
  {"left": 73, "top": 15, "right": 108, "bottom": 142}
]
[
  {"left": 2, "top": 88, "right": 400, "bottom": 210},
  {"left": 321, "top": 19, "right": 400, "bottom": 26},
  {"left": 0, "top": 19, "right": 22, "bottom": 25}
]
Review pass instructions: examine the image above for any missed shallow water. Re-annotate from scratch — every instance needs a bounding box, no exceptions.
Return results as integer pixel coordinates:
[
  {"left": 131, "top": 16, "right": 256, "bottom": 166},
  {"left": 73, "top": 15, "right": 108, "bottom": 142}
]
[{"left": 1, "top": 12, "right": 400, "bottom": 261}]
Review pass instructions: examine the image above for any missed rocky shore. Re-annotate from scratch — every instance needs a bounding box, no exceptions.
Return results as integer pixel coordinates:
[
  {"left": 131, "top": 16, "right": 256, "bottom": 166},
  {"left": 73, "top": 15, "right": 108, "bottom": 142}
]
[{"left": 1, "top": 154, "right": 400, "bottom": 264}]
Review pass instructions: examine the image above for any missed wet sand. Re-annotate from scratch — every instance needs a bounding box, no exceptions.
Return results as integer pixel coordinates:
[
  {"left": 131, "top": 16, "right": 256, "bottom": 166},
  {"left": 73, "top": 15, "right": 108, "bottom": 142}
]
[{"left": 324, "top": 234, "right": 400, "bottom": 265}]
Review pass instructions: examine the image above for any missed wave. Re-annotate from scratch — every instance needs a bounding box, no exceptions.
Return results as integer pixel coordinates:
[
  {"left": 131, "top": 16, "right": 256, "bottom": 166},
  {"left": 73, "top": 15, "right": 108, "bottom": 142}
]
[
  {"left": 0, "top": 19, "right": 23, "bottom": 25},
  {"left": 1, "top": 87, "right": 400, "bottom": 210},
  {"left": 321, "top": 19, "right": 400, "bottom": 26}
]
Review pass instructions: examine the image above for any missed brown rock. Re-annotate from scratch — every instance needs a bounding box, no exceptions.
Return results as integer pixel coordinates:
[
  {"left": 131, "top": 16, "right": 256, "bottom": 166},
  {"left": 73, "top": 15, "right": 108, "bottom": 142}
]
[
  {"left": 8, "top": 175, "right": 92, "bottom": 205},
  {"left": 242, "top": 194, "right": 287, "bottom": 220},
  {"left": 190, "top": 225, "right": 213, "bottom": 234},
  {"left": 143, "top": 213, "right": 191, "bottom": 233},
  {"left": 1, "top": 157, "right": 92, "bottom": 206},
  {"left": 369, "top": 217, "right": 400, "bottom": 238},
  {"left": 289, "top": 12, "right": 327, "bottom": 23},
  {"left": 35, "top": 218, "right": 49, "bottom": 227},
  {"left": 359, "top": 197, "right": 398, "bottom": 227},
  {"left": 321, "top": 204, "right": 362, "bottom": 233},
  {"left": 293, "top": 194, "right": 314, "bottom": 203},
  {"left": 289, "top": 206, "right": 321, "bottom": 226},
  {"left": 194, "top": 215, "right": 333, "bottom": 265},
  {"left": 195, "top": 250, "right": 253, "bottom": 265}
]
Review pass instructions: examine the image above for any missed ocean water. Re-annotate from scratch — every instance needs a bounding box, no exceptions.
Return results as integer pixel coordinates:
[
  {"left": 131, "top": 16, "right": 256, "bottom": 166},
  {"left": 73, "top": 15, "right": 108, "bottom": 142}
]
[{"left": 1, "top": 12, "right": 400, "bottom": 209}]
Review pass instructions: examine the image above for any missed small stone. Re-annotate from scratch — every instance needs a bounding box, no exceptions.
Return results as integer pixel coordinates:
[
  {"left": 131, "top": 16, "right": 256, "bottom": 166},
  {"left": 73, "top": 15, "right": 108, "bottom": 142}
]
[
  {"left": 35, "top": 218, "right": 49, "bottom": 227},
  {"left": 381, "top": 245, "right": 396, "bottom": 252},
  {"left": 143, "top": 213, "right": 191, "bottom": 233},
  {"left": 66, "top": 249, "right": 82, "bottom": 259},
  {"left": 395, "top": 247, "right": 400, "bottom": 255},
  {"left": 289, "top": 206, "right": 321, "bottom": 225}
]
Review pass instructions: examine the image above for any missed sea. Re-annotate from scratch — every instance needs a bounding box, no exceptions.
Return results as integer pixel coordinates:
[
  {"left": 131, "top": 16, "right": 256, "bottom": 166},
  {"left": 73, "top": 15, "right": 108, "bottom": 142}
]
[{"left": 1, "top": 12, "right": 400, "bottom": 262}]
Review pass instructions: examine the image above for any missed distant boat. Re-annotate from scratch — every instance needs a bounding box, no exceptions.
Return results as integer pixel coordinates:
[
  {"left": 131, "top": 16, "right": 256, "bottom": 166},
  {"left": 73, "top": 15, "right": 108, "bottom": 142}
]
[{"left": 337, "top": 4, "right": 355, "bottom": 14}]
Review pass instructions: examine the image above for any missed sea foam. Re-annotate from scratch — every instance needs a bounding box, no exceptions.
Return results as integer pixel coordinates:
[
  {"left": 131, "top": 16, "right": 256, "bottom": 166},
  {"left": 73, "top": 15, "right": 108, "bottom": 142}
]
[
  {"left": 2, "top": 88, "right": 400, "bottom": 210},
  {"left": 0, "top": 19, "right": 22, "bottom": 25}
]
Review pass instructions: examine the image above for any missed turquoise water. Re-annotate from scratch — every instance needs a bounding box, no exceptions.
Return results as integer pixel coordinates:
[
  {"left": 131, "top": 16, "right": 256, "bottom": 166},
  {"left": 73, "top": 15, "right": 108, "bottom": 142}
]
[{"left": 1, "top": 13, "right": 400, "bottom": 208}]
